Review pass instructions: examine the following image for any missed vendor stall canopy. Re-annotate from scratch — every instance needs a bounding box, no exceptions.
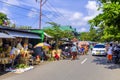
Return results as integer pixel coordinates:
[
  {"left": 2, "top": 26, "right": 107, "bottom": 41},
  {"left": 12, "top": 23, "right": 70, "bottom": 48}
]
[
  {"left": 44, "top": 32, "right": 53, "bottom": 38},
  {"left": 0, "top": 26, "right": 41, "bottom": 39},
  {"left": 0, "top": 32, "right": 14, "bottom": 38},
  {"left": 6, "top": 30, "right": 40, "bottom": 39}
]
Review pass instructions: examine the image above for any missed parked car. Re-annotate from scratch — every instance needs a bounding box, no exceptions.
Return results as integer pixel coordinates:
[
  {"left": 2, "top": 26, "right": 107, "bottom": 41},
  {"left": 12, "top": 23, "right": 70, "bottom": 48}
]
[{"left": 92, "top": 44, "right": 107, "bottom": 56}]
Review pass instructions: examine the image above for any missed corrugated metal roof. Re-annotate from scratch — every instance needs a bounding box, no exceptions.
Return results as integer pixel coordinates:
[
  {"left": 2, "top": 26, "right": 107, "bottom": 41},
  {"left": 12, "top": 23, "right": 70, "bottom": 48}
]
[
  {"left": 0, "top": 32, "right": 14, "bottom": 38},
  {"left": 6, "top": 30, "right": 40, "bottom": 39}
]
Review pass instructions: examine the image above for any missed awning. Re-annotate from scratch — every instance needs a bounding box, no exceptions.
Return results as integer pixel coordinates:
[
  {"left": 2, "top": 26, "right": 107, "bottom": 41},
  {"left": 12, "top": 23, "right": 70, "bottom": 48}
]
[
  {"left": 6, "top": 30, "right": 41, "bottom": 39},
  {"left": 0, "top": 32, "right": 14, "bottom": 38},
  {"left": 44, "top": 32, "right": 53, "bottom": 38}
]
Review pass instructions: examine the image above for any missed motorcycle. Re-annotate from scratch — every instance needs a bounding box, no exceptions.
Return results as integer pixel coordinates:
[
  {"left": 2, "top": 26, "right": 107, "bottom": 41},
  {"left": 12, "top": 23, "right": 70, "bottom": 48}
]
[
  {"left": 112, "top": 45, "right": 120, "bottom": 64},
  {"left": 62, "top": 51, "right": 71, "bottom": 57}
]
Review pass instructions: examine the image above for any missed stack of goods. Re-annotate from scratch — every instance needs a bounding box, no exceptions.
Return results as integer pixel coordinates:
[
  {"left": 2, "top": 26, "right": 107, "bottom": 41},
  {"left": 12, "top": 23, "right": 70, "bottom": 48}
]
[
  {"left": 0, "top": 53, "right": 11, "bottom": 64},
  {"left": 19, "top": 50, "right": 31, "bottom": 65}
]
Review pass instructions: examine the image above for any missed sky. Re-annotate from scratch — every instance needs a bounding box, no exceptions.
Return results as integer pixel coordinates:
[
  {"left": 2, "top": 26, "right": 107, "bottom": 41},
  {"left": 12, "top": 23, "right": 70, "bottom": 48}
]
[{"left": 0, "top": 0, "right": 101, "bottom": 32}]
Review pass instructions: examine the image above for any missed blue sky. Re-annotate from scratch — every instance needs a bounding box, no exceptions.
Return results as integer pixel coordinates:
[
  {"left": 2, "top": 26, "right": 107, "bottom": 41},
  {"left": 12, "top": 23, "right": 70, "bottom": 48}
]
[{"left": 0, "top": 0, "right": 101, "bottom": 32}]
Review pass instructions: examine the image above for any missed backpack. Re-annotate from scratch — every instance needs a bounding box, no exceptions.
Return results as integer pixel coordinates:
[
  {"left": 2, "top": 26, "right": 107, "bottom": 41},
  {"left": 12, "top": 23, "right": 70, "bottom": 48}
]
[{"left": 71, "top": 46, "right": 77, "bottom": 52}]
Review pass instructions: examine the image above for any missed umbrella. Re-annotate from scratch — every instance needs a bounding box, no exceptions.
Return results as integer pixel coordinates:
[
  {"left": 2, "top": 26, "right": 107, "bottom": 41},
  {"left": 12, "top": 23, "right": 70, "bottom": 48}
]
[{"left": 34, "top": 42, "right": 51, "bottom": 48}]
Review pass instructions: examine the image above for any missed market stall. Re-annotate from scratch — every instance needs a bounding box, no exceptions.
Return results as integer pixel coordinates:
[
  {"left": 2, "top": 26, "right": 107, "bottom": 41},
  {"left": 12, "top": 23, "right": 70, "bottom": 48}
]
[
  {"left": 78, "top": 41, "right": 89, "bottom": 55},
  {"left": 0, "top": 32, "right": 15, "bottom": 71}
]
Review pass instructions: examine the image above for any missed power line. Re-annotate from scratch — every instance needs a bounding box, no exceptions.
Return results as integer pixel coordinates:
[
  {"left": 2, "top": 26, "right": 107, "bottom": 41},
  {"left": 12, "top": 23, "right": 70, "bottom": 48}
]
[
  {"left": 12, "top": 0, "right": 60, "bottom": 21},
  {"left": 43, "top": 6, "right": 59, "bottom": 19},
  {"left": 47, "top": 1, "right": 63, "bottom": 17},
  {"left": 43, "top": 3, "right": 69, "bottom": 25},
  {"left": 45, "top": 3, "right": 60, "bottom": 18},
  {"left": 0, "top": 1, "right": 53, "bottom": 26},
  {"left": 0, "top": 0, "right": 38, "bottom": 14},
  {"left": 47, "top": 1, "right": 71, "bottom": 25},
  {"left": 42, "top": 14, "right": 54, "bottom": 22},
  {"left": 10, "top": 0, "right": 70, "bottom": 25}
]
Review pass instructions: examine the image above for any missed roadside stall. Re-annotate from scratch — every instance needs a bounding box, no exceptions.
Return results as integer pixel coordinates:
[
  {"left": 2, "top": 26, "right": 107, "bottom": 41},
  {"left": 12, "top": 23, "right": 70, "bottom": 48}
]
[
  {"left": 0, "top": 32, "right": 15, "bottom": 71},
  {"left": 78, "top": 41, "right": 89, "bottom": 55},
  {"left": 34, "top": 42, "right": 51, "bottom": 62},
  {"left": 0, "top": 26, "right": 41, "bottom": 73}
]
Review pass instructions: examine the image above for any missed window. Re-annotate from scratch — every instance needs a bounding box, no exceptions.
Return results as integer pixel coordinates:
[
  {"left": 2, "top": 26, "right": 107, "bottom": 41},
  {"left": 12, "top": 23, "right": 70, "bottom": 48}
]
[{"left": 94, "top": 45, "right": 105, "bottom": 48}]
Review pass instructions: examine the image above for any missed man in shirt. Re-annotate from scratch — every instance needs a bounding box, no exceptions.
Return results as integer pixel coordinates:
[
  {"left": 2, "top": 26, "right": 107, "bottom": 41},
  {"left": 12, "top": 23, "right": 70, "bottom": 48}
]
[{"left": 71, "top": 44, "right": 78, "bottom": 60}]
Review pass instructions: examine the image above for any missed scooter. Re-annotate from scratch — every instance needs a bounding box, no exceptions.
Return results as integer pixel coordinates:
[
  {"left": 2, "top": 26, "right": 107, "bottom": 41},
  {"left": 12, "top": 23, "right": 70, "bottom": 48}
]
[
  {"left": 61, "top": 51, "right": 71, "bottom": 58},
  {"left": 113, "top": 46, "right": 120, "bottom": 64}
]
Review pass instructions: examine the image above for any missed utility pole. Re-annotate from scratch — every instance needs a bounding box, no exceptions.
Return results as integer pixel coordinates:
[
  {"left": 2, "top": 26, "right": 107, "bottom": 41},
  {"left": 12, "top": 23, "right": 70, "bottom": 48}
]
[
  {"left": 39, "top": 0, "right": 42, "bottom": 29},
  {"left": 36, "top": 0, "right": 47, "bottom": 29}
]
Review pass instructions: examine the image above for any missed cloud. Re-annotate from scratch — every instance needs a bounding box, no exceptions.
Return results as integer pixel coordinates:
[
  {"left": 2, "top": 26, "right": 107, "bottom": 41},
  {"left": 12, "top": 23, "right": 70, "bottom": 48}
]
[
  {"left": 83, "top": 16, "right": 94, "bottom": 21},
  {"left": 6, "top": 0, "right": 20, "bottom": 6},
  {"left": 81, "top": 27, "right": 87, "bottom": 32},
  {"left": 10, "top": 19, "right": 16, "bottom": 24},
  {"left": 20, "top": 0, "right": 39, "bottom": 9},
  {"left": 0, "top": 7, "right": 10, "bottom": 16},
  {"left": 71, "top": 20, "right": 87, "bottom": 27},
  {"left": 43, "top": 8, "right": 86, "bottom": 26},
  {"left": 70, "top": 12, "right": 83, "bottom": 21},
  {"left": 0, "top": 0, "right": 21, "bottom": 18},
  {"left": 28, "top": 8, "right": 38, "bottom": 18},
  {"left": 28, "top": 0, "right": 101, "bottom": 32},
  {"left": 86, "top": 1, "right": 98, "bottom": 11},
  {"left": 0, "top": 0, "right": 101, "bottom": 32},
  {"left": 84, "top": 1, "right": 102, "bottom": 21},
  {"left": 42, "top": 7, "right": 88, "bottom": 32}
]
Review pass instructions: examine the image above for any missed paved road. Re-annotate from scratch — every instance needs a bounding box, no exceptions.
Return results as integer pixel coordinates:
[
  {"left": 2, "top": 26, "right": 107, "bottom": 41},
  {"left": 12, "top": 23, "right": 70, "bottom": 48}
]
[{"left": 1, "top": 53, "right": 120, "bottom": 80}]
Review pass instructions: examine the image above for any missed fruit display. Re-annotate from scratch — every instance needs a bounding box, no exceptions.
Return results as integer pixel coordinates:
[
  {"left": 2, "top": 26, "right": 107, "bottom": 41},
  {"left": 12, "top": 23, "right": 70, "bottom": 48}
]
[
  {"left": 15, "top": 64, "right": 29, "bottom": 69},
  {"left": 0, "top": 53, "right": 5, "bottom": 58}
]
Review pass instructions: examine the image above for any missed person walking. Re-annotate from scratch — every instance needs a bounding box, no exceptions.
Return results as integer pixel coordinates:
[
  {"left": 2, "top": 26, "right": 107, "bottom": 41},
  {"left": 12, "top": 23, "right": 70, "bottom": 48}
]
[
  {"left": 90, "top": 44, "right": 93, "bottom": 51},
  {"left": 81, "top": 46, "right": 85, "bottom": 55},
  {"left": 71, "top": 44, "right": 78, "bottom": 60},
  {"left": 107, "top": 43, "right": 113, "bottom": 63}
]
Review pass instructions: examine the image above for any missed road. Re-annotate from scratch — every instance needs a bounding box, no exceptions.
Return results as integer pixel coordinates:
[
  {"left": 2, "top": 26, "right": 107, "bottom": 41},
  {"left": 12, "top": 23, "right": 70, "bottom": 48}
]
[{"left": 1, "top": 53, "right": 120, "bottom": 80}]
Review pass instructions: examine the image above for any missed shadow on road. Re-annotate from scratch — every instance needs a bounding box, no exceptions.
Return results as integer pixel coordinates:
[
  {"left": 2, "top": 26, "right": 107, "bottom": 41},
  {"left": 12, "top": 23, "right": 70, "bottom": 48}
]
[
  {"left": 92, "top": 56, "right": 120, "bottom": 70},
  {"left": 0, "top": 71, "right": 9, "bottom": 76}
]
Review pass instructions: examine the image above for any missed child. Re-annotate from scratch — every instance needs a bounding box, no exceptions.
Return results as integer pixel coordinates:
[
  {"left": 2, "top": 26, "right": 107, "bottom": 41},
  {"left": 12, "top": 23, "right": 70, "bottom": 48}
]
[{"left": 54, "top": 52, "right": 59, "bottom": 60}]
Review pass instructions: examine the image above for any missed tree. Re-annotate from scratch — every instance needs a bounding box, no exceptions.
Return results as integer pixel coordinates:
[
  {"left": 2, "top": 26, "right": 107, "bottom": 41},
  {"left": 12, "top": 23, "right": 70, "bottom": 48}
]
[
  {"left": 80, "top": 32, "right": 89, "bottom": 41},
  {"left": 79, "top": 27, "right": 99, "bottom": 42},
  {"left": 0, "top": 12, "right": 9, "bottom": 26},
  {"left": 11, "top": 23, "right": 16, "bottom": 28},
  {"left": 18, "top": 26, "right": 32, "bottom": 29},
  {"left": 43, "top": 22, "right": 74, "bottom": 49},
  {"left": 89, "top": 0, "right": 120, "bottom": 41},
  {"left": 97, "top": 0, "right": 120, "bottom": 3}
]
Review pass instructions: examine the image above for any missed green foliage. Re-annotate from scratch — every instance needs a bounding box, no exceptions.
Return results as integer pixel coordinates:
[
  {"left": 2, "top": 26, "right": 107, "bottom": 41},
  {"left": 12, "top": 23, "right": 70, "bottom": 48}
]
[
  {"left": 44, "top": 22, "right": 74, "bottom": 40},
  {"left": 102, "top": 26, "right": 120, "bottom": 41},
  {"left": 89, "top": 1, "right": 120, "bottom": 41},
  {"left": 98, "top": 0, "right": 120, "bottom": 3},
  {"left": 80, "top": 32, "right": 89, "bottom": 41},
  {"left": 15, "top": 64, "right": 29, "bottom": 69},
  {"left": 18, "top": 26, "right": 32, "bottom": 29},
  {"left": 0, "top": 12, "right": 9, "bottom": 26},
  {"left": 80, "top": 27, "right": 100, "bottom": 42},
  {"left": 43, "top": 22, "right": 74, "bottom": 49}
]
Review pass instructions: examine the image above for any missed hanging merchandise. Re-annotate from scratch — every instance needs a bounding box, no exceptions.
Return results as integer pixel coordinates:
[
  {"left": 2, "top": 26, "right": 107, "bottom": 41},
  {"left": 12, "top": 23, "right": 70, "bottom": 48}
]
[{"left": 0, "top": 39, "right": 3, "bottom": 46}]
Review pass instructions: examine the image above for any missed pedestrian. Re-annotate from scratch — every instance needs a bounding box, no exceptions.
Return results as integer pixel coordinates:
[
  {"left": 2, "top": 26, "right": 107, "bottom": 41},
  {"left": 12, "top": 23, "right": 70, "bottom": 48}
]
[
  {"left": 71, "top": 44, "right": 78, "bottom": 60},
  {"left": 107, "top": 43, "right": 113, "bottom": 63},
  {"left": 84, "top": 45, "right": 88, "bottom": 55},
  {"left": 81, "top": 46, "right": 85, "bottom": 55},
  {"left": 90, "top": 44, "right": 93, "bottom": 51},
  {"left": 54, "top": 52, "right": 59, "bottom": 60}
]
